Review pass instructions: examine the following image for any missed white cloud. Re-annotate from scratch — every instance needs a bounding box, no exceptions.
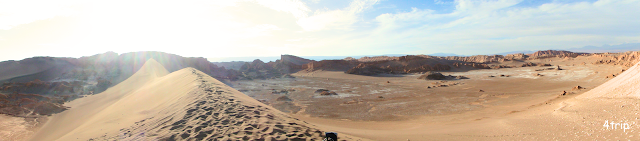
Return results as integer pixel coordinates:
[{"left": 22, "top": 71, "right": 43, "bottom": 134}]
[
  {"left": 434, "top": 0, "right": 451, "bottom": 5},
  {"left": 453, "top": 0, "right": 522, "bottom": 13},
  {"left": 0, "top": 0, "right": 84, "bottom": 30},
  {"left": 363, "top": 0, "right": 640, "bottom": 55},
  {"left": 2, "top": 0, "right": 640, "bottom": 61},
  {"left": 243, "top": 24, "right": 282, "bottom": 37},
  {"left": 253, "top": 0, "right": 310, "bottom": 18},
  {"left": 297, "top": 0, "right": 379, "bottom": 31},
  {"left": 297, "top": 10, "right": 358, "bottom": 31},
  {"left": 0, "top": 0, "right": 294, "bottom": 60},
  {"left": 308, "top": 0, "right": 321, "bottom": 4}
]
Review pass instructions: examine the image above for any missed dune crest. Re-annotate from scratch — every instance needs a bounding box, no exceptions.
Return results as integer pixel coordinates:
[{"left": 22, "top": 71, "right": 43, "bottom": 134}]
[
  {"left": 31, "top": 59, "right": 355, "bottom": 141},
  {"left": 578, "top": 61, "right": 640, "bottom": 99}
]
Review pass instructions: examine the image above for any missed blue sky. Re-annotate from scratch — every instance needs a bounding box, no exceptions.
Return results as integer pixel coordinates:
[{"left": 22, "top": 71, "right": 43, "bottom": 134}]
[{"left": 0, "top": 0, "right": 639, "bottom": 62}]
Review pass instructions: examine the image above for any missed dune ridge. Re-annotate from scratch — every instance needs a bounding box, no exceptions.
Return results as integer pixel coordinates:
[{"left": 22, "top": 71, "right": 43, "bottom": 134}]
[
  {"left": 31, "top": 59, "right": 361, "bottom": 141},
  {"left": 577, "top": 61, "right": 640, "bottom": 99}
]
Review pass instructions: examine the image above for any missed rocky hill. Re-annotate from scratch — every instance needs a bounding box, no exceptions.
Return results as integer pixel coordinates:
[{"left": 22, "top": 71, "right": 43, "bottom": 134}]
[
  {"left": 212, "top": 61, "right": 246, "bottom": 70},
  {"left": 593, "top": 51, "right": 640, "bottom": 67},
  {"left": 321, "top": 50, "right": 637, "bottom": 76},
  {"left": 0, "top": 51, "right": 241, "bottom": 96},
  {"left": 5, "top": 50, "right": 640, "bottom": 95},
  {"left": 527, "top": 50, "right": 587, "bottom": 59}
]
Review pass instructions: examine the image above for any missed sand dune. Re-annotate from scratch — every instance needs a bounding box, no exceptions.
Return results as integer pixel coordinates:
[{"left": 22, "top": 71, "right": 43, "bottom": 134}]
[
  {"left": 578, "top": 61, "right": 640, "bottom": 98},
  {"left": 30, "top": 59, "right": 363, "bottom": 141}
]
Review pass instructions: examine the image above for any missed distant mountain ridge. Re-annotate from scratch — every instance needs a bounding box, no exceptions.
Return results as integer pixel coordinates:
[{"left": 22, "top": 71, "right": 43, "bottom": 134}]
[
  {"left": 209, "top": 53, "right": 463, "bottom": 63},
  {"left": 4, "top": 49, "right": 640, "bottom": 96}
]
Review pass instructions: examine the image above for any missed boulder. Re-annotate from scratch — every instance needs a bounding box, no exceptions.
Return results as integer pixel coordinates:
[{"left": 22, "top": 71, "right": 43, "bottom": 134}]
[
  {"left": 555, "top": 65, "right": 563, "bottom": 70},
  {"left": 320, "top": 91, "right": 337, "bottom": 96},
  {"left": 606, "top": 74, "right": 616, "bottom": 78},
  {"left": 314, "top": 89, "right": 330, "bottom": 93}
]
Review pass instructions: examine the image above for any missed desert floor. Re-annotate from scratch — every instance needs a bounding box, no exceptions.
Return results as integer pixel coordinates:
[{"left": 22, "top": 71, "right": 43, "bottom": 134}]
[
  {"left": 4, "top": 56, "right": 639, "bottom": 140},
  {"left": 231, "top": 57, "right": 638, "bottom": 140}
]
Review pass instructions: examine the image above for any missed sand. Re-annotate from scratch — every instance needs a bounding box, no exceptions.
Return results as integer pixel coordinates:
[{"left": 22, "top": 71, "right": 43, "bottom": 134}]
[
  {"left": 13, "top": 55, "right": 640, "bottom": 140},
  {"left": 30, "top": 59, "right": 365, "bottom": 141},
  {"left": 286, "top": 62, "right": 640, "bottom": 140},
  {"left": 229, "top": 56, "right": 637, "bottom": 140},
  {"left": 0, "top": 115, "right": 40, "bottom": 141},
  {"left": 577, "top": 60, "right": 640, "bottom": 98}
]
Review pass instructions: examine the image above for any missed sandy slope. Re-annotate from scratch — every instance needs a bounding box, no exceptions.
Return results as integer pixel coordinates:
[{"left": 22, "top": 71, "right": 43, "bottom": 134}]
[
  {"left": 577, "top": 61, "right": 640, "bottom": 98},
  {"left": 30, "top": 59, "right": 364, "bottom": 141}
]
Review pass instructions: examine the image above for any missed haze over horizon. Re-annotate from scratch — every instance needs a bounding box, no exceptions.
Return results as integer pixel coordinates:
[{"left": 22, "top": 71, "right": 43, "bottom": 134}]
[{"left": 2, "top": 0, "right": 640, "bottom": 62}]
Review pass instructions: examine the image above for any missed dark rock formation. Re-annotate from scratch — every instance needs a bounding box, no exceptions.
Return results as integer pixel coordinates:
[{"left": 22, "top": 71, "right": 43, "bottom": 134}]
[
  {"left": 521, "top": 62, "right": 552, "bottom": 67},
  {"left": 314, "top": 89, "right": 329, "bottom": 93},
  {"left": 345, "top": 63, "right": 392, "bottom": 76},
  {"left": 572, "top": 86, "right": 586, "bottom": 91},
  {"left": 418, "top": 72, "right": 446, "bottom": 80},
  {"left": 418, "top": 72, "right": 469, "bottom": 80},
  {"left": 528, "top": 50, "right": 585, "bottom": 59},
  {"left": 275, "top": 96, "right": 292, "bottom": 101},
  {"left": 0, "top": 93, "right": 70, "bottom": 116},
  {"left": 0, "top": 51, "right": 244, "bottom": 96}
]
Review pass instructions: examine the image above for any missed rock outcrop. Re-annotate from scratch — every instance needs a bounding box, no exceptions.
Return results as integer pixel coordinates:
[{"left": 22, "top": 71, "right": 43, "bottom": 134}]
[
  {"left": 1, "top": 79, "right": 87, "bottom": 95},
  {"left": 441, "top": 55, "right": 505, "bottom": 63},
  {"left": 0, "top": 51, "right": 244, "bottom": 95},
  {"left": 572, "top": 86, "right": 586, "bottom": 91},
  {"left": 521, "top": 62, "right": 552, "bottom": 67},
  {"left": 418, "top": 72, "right": 446, "bottom": 80},
  {"left": 305, "top": 60, "right": 358, "bottom": 71},
  {"left": 528, "top": 50, "right": 585, "bottom": 59},
  {"left": 593, "top": 51, "right": 640, "bottom": 68},
  {"left": 0, "top": 93, "right": 70, "bottom": 116},
  {"left": 275, "top": 96, "right": 292, "bottom": 101},
  {"left": 417, "top": 72, "right": 469, "bottom": 80},
  {"left": 345, "top": 63, "right": 393, "bottom": 76}
]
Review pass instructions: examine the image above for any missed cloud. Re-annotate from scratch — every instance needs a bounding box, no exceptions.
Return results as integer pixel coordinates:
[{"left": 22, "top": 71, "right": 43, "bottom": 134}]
[
  {"left": 252, "top": 0, "right": 310, "bottom": 18},
  {"left": 297, "top": 0, "right": 379, "bottom": 31},
  {"left": 0, "top": 0, "right": 292, "bottom": 60},
  {"left": 2, "top": 0, "right": 640, "bottom": 61},
  {"left": 243, "top": 24, "right": 282, "bottom": 37},
  {"left": 362, "top": 0, "right": 640, "bottom": 55},
  {"left": 0, "top": 0, "right": 85, "bottom": 30}
]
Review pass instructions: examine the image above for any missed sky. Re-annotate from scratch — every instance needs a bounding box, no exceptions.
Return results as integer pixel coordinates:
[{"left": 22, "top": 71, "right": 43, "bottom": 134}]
[{"left": 1, "top": 0, "right": 640, "bottom": 62}]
